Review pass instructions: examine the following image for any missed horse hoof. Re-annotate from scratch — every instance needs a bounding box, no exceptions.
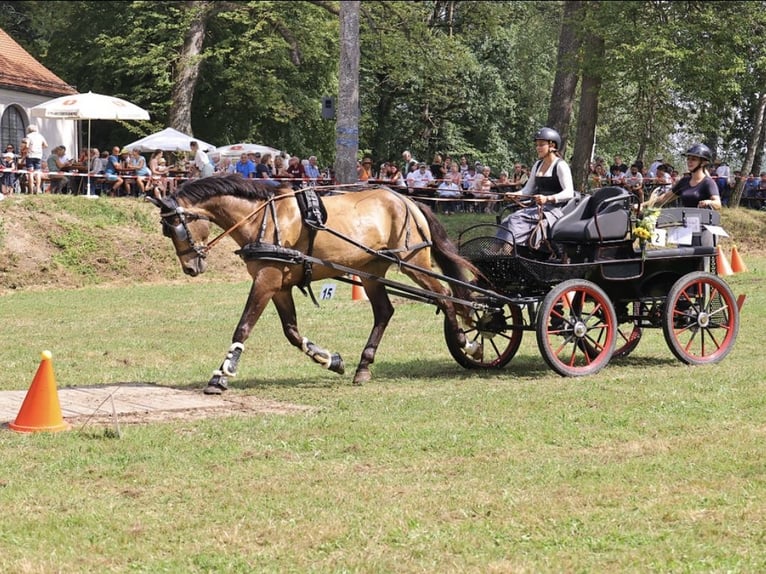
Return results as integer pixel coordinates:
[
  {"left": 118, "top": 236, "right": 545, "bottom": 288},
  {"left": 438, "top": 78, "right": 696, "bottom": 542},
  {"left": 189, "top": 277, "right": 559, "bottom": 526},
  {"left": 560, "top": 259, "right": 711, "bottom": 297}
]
[
  {"left": 204, "top": 374, "right": 228, "bottom": 395},
  {"left": 329, "top": 353, "right": 345, "bottom": 375},
  {"left": 352, "top": 369, "right": 371, "bottom": 386}
]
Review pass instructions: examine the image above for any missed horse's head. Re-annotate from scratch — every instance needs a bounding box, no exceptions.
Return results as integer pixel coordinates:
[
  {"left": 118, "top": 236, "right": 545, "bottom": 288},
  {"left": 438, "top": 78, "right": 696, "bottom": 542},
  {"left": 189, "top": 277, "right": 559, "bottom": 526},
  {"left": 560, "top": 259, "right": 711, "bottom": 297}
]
[{"left": 149, "top": 195, "right": 210, "bottom": 277}]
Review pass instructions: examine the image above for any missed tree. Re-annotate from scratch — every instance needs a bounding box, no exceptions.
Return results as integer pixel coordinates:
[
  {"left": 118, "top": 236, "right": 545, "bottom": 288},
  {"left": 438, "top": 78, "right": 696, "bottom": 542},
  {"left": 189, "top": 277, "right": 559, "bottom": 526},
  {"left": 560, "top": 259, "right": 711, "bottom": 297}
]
[
  {"left": 335, "top": 0, "right": 360, "bottom": 184},
  {"left": 547, "top": 0, "right": 583, "bottom": 155},
  {"left": 570, "top": 29, "right": 604, "bottom": 192}
]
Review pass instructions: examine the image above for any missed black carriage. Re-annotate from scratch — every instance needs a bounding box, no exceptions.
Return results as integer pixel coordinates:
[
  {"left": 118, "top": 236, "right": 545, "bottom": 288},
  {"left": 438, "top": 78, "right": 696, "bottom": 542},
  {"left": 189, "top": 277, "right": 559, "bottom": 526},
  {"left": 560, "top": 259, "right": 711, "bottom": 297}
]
[{"left": 445, "top": 187, "right": 741, "bottom": 376}]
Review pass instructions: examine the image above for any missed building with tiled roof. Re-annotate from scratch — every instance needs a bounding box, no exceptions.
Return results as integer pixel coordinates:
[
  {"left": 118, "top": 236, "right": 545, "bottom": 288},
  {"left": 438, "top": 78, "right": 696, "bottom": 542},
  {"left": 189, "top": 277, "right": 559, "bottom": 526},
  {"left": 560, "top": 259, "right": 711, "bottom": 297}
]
[{"left": 0, "top": 28, "right": 77, "bottom": 161}]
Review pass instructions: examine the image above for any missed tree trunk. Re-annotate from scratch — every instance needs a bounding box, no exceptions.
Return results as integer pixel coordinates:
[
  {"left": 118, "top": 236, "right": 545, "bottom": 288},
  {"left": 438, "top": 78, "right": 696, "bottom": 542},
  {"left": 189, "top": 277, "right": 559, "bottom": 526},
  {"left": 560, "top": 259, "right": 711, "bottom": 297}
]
[
  {"left": 570, "top": 32, "right": 604, "bottom": 193},
  {"left": 168, "top": 1, "right": 214, "bottom": 135},
  {"left": 731, "top": 90, "right": 766, "bottom": 207},
  {"left": 335, "top": 1, "right": 360, "bottom": 184},
  {"left": 546, "top": 0, "right": 583, "bottom": 155}
]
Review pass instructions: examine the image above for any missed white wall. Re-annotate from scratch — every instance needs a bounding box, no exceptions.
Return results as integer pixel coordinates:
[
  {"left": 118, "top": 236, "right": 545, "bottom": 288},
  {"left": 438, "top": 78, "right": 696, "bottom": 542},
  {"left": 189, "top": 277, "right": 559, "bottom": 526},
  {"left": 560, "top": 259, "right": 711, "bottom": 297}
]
[{"left": 0, "top": 88, "right": 78, "bottom": 159}]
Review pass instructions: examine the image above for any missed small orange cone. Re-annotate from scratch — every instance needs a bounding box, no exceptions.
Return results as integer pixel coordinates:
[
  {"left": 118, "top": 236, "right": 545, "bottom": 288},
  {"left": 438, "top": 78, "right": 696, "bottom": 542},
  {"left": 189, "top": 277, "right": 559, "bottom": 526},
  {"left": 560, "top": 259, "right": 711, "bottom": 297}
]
[
  {"left": 716, "top": 246, "right": 734, "bottom": 277},
  {"left": 351, "top": 275, "right": 367, "bottom": 301},
  {"left": 9, "top": 351, "right": 70, "bottom": 433},
  {"left": 730, "top": 245, "right": 748, "bottom": 273}
]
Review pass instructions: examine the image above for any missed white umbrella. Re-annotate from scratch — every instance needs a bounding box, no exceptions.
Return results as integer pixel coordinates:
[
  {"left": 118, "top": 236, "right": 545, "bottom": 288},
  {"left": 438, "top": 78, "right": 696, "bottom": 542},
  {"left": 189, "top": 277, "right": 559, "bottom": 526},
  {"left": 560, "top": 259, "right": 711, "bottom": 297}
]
[
  {"left": 124, "top": 127, "right": 216, "bottom": 153},
  {"left": 212, "top": 142, "right": 282, "bottom": 161},
  {"left": 31, "top": 91, "right": 150, "bottom": 196}
]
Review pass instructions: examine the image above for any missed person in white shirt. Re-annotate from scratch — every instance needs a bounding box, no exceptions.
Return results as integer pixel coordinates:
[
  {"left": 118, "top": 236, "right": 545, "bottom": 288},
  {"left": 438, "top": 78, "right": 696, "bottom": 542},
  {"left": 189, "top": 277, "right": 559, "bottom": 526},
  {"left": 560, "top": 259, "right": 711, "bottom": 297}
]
[
  {"left": 190, "top": 141, "right": 214, "bottom": 178},
  {"left": 647, "top": 155, "right": 664, "bottom": 178},
  {"left": 25, "top": 124, "right": 48, "bottom": 194},
  {"left": 406, "top": 162, "right": 434, "bottom": 191}
]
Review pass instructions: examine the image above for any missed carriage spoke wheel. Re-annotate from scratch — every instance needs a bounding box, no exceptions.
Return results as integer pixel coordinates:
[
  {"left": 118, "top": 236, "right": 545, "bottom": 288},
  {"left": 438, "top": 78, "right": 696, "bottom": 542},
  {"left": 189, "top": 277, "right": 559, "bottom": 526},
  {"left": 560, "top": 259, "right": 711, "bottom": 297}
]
[
  {"left": 536, "top": 279, "right": 617, "bottom": 377},
  {"left": 444, "top": 302, "right": 523, "bottom": 369},
  {"left": 614, "top": 300, "right": 642, "bottom": 359},
  {"left": 662, "top": 271, "right": 739, "bottom": 365}
]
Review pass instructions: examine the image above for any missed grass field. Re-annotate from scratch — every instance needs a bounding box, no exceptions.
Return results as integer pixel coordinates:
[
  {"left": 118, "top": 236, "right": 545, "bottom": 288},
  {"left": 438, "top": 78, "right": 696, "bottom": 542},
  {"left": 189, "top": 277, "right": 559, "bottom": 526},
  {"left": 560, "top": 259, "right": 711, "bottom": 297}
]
[{"left": 0, "top": 248, "right": 764, "bottom": 572}]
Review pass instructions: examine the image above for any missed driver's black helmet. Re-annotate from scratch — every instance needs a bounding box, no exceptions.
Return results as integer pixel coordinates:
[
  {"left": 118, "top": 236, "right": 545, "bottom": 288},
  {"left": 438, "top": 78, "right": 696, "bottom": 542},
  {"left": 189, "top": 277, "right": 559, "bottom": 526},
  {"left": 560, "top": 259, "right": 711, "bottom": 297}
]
[
  {"left": 682, "top": 143, "right": 712, "bottom": 162},
  {"left": 533, "top": 127, "right": 561, "bottom": 151}
]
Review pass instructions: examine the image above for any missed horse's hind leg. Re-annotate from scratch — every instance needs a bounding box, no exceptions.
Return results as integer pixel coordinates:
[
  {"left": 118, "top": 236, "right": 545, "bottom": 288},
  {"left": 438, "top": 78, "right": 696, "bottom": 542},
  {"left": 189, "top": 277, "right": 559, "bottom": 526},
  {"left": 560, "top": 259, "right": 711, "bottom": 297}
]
[
  {"left": 353, "top": 280, "right": 394, "bottom": 385},
  {"left": 272, "top": 289, "right": 345, "bottom": 375},
  {"left": 404, "top": 264, "right": 482, "bottom": 359}
]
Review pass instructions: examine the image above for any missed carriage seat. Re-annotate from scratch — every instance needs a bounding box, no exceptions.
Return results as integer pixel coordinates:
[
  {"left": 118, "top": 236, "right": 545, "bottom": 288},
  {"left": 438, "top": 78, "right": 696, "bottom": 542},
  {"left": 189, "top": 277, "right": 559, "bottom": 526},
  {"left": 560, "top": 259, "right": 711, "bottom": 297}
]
[{"left": 549, "top": 186, "right": 631, "bottom": 243}]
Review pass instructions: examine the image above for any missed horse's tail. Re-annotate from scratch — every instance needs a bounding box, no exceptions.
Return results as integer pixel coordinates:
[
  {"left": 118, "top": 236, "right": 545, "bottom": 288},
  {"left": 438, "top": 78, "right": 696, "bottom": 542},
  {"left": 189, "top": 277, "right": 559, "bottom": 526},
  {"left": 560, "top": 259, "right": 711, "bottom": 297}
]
[{"left": 415, "top": 201, "right": 485, "bottom": 303}]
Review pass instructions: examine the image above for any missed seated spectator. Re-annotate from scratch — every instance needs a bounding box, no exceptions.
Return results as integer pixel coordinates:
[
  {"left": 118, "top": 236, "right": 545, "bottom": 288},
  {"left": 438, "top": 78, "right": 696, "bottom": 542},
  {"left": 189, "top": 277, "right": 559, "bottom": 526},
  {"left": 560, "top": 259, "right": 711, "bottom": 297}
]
[
  {"left": 128, "top": 148, "right": 152, "bottom": 195},
  {"left": 493, "top": 169, "right": 513, "bottom": 193},
  {"left": 1, "top": 151, "right": 15, "bottom": 195},
  {"left": 462, "top": 164, "right": 476, "bottom": 192},
  {"left": 430, "top": 153, "right": 446, "bottom": 182},
  {"left": 624, "top": 163, "right": 644, "bottom": 201},
  {"left": 285, "top": 155, "right": 306, "bottom": 189},
  {"left": 754, "top": 172, "right": 766, "bottom": 204},
  {"left": 472, "top": 165, "right": 497, "bottom": 212},
  {"left": 255, "top": 152, "right": 274, "bottom": 179},
  {"left": 510, "top": 163, "right": 528, "bottom": 190},
  {"left": 273, "top": 155, "right": 290, "bottom": 179},
  {"left": 406, "top": 162, "right": 434, "bottom": 192},
  {"left": 437, "top": 178, "right": 462, "bottom": 215},
  {"left": 743, "top": 172, "right": 759, "bottom": 198},
  {"left": 648, "top": 163, "right": 672, "bottom": 201},
  {"left": 381, "top": 162, "right": 405, "bottom": 187},
  {"left": 357, "top": 156, "right": 374, "bottom": 181},
  {"left": 146, "top": 149, "right": 168, "bottom": 198},
  {"left": 304, "top": 155, "right": 321, "bottom": 181},
  {"left": 234, "top": 152, "right": 256, "bottom": 179},
  {"left": 104, "top": 146, "right": 125, "bottom": 197},
  {"left": 46, "top": 145, "right": 71, "bottom": 193}
]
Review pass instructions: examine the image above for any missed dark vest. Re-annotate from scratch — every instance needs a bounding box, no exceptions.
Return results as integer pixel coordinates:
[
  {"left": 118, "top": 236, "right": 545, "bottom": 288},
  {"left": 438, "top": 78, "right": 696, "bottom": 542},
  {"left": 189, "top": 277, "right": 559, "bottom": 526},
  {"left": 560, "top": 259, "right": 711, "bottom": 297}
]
[{"left": 533, "top": 158, "right": 562, "bottom": 196}]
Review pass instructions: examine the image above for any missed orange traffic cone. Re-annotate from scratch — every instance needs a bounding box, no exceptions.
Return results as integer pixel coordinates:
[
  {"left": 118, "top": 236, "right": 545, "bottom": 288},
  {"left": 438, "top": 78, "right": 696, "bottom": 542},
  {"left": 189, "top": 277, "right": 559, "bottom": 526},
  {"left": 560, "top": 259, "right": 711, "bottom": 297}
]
[
  {"left": 351, "top": 275, "right": 367, "bottom": 301},
  {"left": 716, "top": 246, "right": 734, "bottom": 277},
  {"left": 9, "top": 351, "right": 70, "bottom": 433},
  {"left": 730, "top": 245, "right": 748, "bottom": 273}
]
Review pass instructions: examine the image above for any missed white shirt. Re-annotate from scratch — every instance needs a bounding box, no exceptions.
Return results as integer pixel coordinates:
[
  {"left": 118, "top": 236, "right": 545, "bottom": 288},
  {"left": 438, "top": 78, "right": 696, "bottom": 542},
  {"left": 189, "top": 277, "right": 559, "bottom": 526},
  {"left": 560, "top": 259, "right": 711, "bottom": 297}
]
[
  {"left": 406, "top": 168, "right": 434, "bottom": 189},
  {"left": 716, "top": 164, "right": 731, "bottom": 178},
  {"left": 26, "top": 132, "right": 47, "bottom": 159}
]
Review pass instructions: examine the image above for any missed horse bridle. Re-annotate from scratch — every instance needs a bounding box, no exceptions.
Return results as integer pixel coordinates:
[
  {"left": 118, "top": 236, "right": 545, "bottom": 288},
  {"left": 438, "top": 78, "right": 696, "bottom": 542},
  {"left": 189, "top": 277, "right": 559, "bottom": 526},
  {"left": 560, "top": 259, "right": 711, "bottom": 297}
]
[{"left": 159, "top": 197, "right": 210, "bottom": 258}]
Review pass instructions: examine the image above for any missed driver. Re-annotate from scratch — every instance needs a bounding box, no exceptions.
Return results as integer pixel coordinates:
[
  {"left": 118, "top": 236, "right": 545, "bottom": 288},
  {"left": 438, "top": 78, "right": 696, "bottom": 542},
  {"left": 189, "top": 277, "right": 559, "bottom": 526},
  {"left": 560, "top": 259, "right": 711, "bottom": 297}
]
[{"left": 497, "top": 127, "right": 575, "bottom": 251}]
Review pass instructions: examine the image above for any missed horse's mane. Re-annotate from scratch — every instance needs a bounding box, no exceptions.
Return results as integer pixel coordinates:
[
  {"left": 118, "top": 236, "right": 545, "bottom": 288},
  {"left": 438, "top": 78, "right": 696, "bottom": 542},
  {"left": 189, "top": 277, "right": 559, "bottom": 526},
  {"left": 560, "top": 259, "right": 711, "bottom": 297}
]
[{"left": 172, "top": 174, "right": 289, "bottom": 204}]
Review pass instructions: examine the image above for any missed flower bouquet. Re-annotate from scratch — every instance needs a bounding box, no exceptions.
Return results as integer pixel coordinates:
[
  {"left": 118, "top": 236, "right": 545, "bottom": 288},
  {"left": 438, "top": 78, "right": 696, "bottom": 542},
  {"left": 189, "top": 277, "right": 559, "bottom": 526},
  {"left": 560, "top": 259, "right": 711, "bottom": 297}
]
[{"left": 633, "top": 207, "right": 660, "bottom": 252}]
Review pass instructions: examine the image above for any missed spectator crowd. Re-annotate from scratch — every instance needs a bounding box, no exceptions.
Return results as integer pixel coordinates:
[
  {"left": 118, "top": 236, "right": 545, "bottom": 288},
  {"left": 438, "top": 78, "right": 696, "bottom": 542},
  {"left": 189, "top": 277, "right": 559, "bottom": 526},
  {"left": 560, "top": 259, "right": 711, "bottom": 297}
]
[{"left": 3, "top": 127, "right": 765, "bottom": 213}]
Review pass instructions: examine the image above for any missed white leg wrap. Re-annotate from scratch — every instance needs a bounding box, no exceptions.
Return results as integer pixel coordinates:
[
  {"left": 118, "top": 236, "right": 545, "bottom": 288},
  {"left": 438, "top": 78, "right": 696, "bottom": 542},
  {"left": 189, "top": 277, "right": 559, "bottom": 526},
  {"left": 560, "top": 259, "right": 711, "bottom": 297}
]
[
  {"left": 302, "top": 337, "right": 332, "bottom": 369},
  {"left": 222, "top": 342, "right": 245, "bottom": 377},
  {"left": 464, "top": 339, "right": 483, "bottom": 359}
]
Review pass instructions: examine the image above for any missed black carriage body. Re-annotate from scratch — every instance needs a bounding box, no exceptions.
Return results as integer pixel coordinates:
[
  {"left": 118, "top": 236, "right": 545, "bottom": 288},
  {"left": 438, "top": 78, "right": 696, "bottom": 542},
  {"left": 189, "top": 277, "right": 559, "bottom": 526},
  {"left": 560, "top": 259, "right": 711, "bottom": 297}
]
[{"left": 449, "top": 194, "right": 738, "bottom": 376}]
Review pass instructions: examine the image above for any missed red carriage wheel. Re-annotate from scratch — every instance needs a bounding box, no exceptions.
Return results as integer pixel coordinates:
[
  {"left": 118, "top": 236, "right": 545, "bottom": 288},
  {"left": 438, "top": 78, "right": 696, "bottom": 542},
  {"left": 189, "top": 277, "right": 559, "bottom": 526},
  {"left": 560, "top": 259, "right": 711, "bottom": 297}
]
[
  {"left": 444, "top": 303, "right": 523, "bottom": 369},
  {"left": 662, "top": 271, "right": 739, "bottom": 365},
  {"left": 536, "top": 279, "right": 617, "bottom": 376}
]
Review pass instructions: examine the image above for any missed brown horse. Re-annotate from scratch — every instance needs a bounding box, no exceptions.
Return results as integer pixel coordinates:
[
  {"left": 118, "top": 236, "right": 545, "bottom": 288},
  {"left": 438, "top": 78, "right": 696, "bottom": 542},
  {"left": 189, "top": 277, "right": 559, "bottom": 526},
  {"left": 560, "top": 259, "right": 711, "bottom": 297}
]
[{"left": 150, "top": 174, "right": 481, "bottom": 394}]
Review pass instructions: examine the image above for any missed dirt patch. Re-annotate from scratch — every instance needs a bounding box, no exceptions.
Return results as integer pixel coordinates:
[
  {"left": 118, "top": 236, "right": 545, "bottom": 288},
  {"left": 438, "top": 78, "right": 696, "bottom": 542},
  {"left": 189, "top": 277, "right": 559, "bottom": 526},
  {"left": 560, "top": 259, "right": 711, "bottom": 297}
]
[
  {"left": 0, "top": 383, "right": 318, "bottom": 429},
  {"left": 68, "top": 395, "right": 318, "bottom": 428}
]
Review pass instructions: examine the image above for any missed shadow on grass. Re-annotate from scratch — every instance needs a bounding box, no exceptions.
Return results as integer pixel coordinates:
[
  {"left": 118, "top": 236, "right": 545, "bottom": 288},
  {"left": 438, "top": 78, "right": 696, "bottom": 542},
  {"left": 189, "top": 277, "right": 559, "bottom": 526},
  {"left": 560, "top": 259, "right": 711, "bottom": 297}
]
[{"left": 179, "top": 355, "right": 555, "bottom": 392}]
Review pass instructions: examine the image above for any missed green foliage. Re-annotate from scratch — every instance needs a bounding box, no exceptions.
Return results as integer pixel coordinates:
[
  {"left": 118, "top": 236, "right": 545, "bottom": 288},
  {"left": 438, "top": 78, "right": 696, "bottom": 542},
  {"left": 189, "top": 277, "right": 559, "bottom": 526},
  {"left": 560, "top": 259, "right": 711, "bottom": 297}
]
[{"left": 4, "top": 0, "right": 766, "bottom": 174}]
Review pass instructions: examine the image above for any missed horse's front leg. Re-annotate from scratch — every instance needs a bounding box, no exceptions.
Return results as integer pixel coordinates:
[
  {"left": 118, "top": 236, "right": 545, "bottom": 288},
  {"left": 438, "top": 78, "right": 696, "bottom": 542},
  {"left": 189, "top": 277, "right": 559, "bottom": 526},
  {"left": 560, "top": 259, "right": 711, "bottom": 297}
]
[
  {"left": 205, "top": 278, "right": 277, "bottom": 395},
  {"left": 272, "top": 289, "right": 345, "bottom": 375},
  {"left": 353, "top": 281, "right": 394, "bottom": 385}
]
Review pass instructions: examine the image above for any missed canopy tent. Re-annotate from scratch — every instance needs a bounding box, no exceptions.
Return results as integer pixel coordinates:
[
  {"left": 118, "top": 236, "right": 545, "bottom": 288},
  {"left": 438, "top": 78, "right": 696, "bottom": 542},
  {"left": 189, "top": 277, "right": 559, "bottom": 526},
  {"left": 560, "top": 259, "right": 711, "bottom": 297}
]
[
  {"left": 31, "top": 91, "right": 150, "bottom": 196},
  {"left": 210, "top": 142, "right": 283, "bottom": 163},
  {"left": 124, "top": 128, "right": 216, "bottom": 153}
]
